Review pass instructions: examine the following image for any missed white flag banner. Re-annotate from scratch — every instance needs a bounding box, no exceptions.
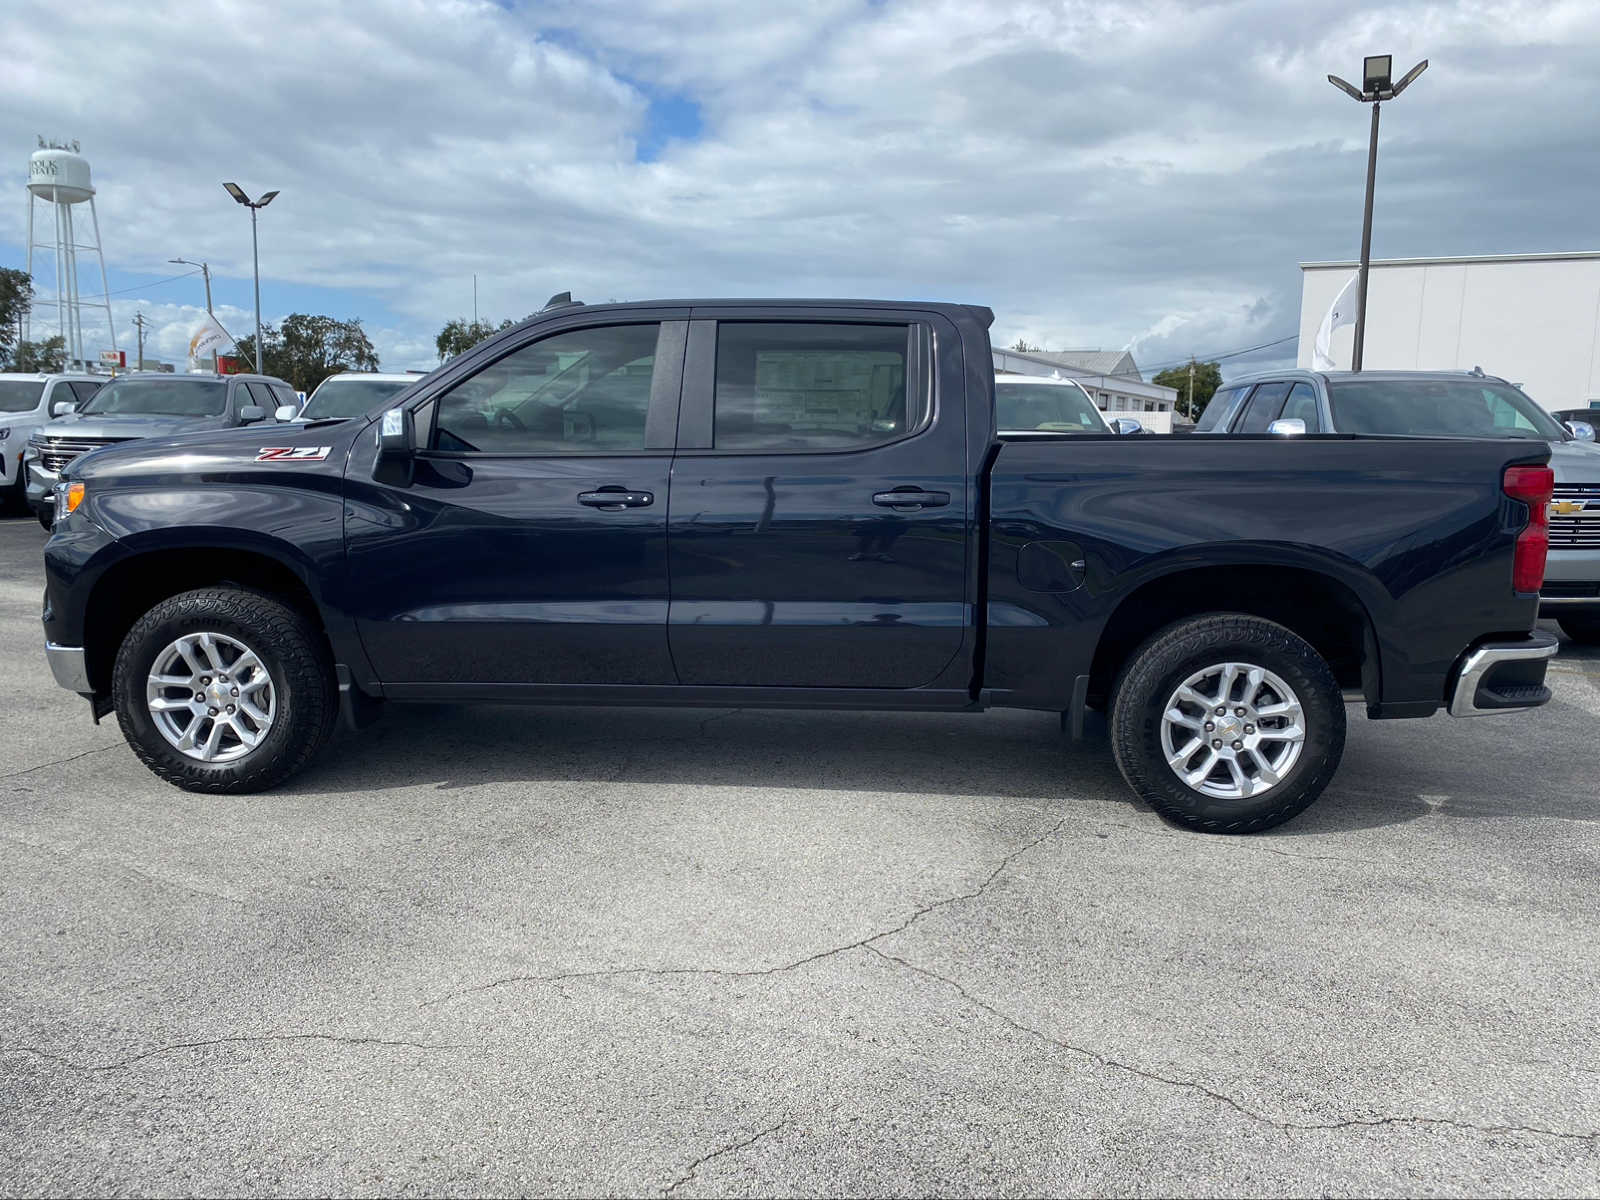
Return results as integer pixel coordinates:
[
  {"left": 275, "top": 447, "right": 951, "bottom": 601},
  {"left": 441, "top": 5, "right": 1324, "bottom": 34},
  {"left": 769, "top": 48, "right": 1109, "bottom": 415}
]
[
  {"left": 188, "top": 318, "right": 232, "bottom": 370},
  {"left": 1312, "top": 272, "right": 1359, "bottom": 370}
]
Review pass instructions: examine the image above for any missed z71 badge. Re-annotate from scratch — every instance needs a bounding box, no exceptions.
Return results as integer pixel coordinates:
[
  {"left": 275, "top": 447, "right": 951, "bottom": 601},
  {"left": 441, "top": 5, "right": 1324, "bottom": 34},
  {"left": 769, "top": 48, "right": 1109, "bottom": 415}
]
[{"left": 255, "top": 446, "right": 332, "bottom": 463}]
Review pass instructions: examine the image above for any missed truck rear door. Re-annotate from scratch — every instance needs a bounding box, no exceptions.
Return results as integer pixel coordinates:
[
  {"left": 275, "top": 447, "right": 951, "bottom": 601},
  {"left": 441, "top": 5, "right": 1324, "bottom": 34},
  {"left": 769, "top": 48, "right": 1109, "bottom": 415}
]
[{"left": 666, "top": 308, "right": 972, "bottom": 689}]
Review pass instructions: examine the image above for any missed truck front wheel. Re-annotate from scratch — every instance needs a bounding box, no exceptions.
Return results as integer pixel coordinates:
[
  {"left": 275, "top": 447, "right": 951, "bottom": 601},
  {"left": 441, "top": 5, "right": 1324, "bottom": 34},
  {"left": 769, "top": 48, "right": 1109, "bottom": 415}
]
[
  {"left": 1109, "top": 613, "right": 1346, "bottom": 834},
  {"left": 112, "top": 587, "right": 337, "bottom": 793}
]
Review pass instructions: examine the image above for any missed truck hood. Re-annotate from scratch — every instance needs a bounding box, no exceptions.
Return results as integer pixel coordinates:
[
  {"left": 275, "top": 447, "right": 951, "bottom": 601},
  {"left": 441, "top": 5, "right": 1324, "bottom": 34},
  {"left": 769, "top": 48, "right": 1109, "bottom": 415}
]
[
  {"left": 1548, "top": 438, "right": 1600, "bottom": 484},
  {"left": 65, "top": 417, "right": 366, "bottom": 484},
  {"left": 34, "top": 412, "right": 224, "bottom": 441}
]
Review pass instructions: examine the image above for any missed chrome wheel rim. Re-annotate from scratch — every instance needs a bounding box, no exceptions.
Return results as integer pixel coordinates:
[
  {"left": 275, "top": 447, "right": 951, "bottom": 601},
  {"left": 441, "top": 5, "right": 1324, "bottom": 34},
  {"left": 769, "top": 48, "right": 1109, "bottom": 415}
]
[
  {"left": 146, "top": 632, "right": 277, "bottom": 763},
  {"left": 1160, "top": 661, "right": 1305, "bottom": 800}
]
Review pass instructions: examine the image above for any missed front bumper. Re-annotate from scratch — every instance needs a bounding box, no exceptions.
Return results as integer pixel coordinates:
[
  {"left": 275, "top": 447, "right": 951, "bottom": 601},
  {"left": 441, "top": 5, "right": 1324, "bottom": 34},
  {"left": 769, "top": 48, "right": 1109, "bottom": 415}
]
[
  {"left": 1447, "top": 631, "right": 1559, "bottom": 717},
  {"left": 1540, "top": 547, "right": 1600, "bottom": 613},
  {"left": 45, "top": 642, "right": 91, "bottom": 695},
  {"left": 26, "top": 457, "right": 59, "bottom": 509}
]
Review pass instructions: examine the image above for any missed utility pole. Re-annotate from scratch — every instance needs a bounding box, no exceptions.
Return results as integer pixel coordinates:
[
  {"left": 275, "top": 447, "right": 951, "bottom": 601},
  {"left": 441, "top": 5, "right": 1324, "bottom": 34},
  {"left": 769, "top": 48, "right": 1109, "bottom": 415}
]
[
  {"left": 132, "top": 312, "right": 147, "bottom": 369},
  {"left": 1187, "top": 361, "right": 1195, "bottom": 418}
]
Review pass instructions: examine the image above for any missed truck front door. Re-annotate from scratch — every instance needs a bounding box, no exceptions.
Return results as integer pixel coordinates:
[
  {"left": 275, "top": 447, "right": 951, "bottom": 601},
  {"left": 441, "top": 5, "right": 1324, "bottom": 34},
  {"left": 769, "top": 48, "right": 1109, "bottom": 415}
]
[
  {"left": 342, "top": 314, "right": 686, "bottom": 690},
  {"left": 666, "top": 312, "right": 972, "bottom": 689}
]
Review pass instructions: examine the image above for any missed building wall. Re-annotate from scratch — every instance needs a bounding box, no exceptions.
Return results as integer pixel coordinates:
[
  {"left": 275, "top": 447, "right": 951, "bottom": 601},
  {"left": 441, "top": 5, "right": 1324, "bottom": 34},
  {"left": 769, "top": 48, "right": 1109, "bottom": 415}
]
[{"left": 1299, "top": 253, "right": 1600, "bottom": 410}]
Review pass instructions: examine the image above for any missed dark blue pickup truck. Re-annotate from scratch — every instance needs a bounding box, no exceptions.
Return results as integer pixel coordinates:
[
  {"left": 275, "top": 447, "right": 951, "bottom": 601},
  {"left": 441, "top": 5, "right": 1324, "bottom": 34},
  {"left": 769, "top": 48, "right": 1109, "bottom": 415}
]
[{"left": 40, "top": 299, "right": 1559, "bottom": 832}]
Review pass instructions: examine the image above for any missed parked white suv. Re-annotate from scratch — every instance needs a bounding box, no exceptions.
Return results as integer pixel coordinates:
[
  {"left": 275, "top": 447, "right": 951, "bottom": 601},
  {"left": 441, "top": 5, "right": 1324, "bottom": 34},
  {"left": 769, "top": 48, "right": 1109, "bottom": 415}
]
[
  {"left": 289, "top": 372, "right": 419, "bottom": 422},
  {"left": 0, "top": 373, "right": 103, "bottom": 511},
  {"left": 994, "top": 374, "right": 1142, "bottom": 435}
]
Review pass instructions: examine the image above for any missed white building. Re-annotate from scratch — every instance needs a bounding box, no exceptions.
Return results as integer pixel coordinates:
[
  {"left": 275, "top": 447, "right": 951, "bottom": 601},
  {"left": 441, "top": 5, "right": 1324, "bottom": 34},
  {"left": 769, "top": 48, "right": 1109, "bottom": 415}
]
[
  {"left": 992, "top": 346, "right": 1180, "bottom": 431},
  {"left": 1299, "top": 251, "right": 1600, "bottom": 411}
]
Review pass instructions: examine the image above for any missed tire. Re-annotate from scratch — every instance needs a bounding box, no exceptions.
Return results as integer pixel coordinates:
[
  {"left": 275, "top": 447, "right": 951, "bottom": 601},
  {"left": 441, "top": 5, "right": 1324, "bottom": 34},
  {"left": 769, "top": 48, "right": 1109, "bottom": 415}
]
[
  {"left": 1557, "top": 614, "right": 1600, "bottom": 645},
  {"left": 35, "top": 505, "right": 53, "bottom": 531},
  {"left": 112, "top": 587, "right": 337, "bottom": 793},
  {"left": 1109, "top": 613, "right": 1346, "bottom": 834}
]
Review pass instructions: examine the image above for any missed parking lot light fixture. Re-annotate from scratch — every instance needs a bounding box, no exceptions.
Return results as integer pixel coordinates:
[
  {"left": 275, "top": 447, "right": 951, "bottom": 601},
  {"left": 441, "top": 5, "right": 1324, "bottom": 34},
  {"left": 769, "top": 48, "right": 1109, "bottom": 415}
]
[
  {"left": 222, "top": 183, "right": 280, "bottom": 374},
  {"left": 1327, "top": 56, "right": 1428, "bottom": 372}
]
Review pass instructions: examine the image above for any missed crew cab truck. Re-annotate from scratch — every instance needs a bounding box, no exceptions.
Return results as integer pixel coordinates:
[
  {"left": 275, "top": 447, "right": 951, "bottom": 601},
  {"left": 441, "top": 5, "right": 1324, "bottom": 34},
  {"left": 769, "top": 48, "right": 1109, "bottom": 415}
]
[{"left": 40, "top": 299, "right": 1559, "bottom": 833}]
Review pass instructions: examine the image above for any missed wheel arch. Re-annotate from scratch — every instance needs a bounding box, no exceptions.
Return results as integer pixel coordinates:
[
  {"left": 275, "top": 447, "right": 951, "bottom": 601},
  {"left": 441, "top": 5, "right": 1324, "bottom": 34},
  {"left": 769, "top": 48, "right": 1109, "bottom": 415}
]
[
  {"left": 1086, "top": 558, "right": 1383, "bottom": 709},
  {"left": 81, "top": 534, "right": 332, "bottom": 696}
]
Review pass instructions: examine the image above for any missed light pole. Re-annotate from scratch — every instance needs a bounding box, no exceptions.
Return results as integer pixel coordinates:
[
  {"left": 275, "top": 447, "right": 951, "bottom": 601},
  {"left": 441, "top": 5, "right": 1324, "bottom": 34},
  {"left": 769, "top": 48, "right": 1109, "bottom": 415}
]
[
  {"left": 221, "top": 183, "right": 278, "bottom": 372},
  {"left": 1328, "top": 55, "right": 1427, "bottom": 371}
]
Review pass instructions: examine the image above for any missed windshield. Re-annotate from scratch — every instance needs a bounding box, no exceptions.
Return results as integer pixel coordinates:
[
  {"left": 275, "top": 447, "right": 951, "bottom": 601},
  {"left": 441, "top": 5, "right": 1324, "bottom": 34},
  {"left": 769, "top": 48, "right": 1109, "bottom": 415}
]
[
  {"left": 1328, "top": 379, "right": 1567, "bottom": 440},
  {"left": 995, "top": 380, "right": 1106, "bottom": 432},
  {"left": 0, "top": 381, "right": 47, "bottom": 413},
  {"left": 80, "top": 378, "right": 227, "bottom": 418},
  {"left": 300, "top": 377, "right": 411, "bottom": 420}
]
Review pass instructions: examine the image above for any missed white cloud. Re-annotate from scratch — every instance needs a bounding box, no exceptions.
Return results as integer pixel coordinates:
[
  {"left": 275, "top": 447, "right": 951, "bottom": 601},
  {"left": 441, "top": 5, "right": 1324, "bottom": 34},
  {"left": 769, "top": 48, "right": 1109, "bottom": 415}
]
[{"left": 4, "top": 0, "right": 1598, "bottom": 373}]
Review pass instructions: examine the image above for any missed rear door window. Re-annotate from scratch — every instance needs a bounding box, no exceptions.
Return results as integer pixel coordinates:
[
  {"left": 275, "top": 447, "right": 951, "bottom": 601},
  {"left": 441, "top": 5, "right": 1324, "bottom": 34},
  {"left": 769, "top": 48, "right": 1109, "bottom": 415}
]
[
  {"left": 1236, "top": 382, "right": 1293, "bottom": 433},
  {"left": 711, "top": 322, "right": 923, "bottom": 451}
]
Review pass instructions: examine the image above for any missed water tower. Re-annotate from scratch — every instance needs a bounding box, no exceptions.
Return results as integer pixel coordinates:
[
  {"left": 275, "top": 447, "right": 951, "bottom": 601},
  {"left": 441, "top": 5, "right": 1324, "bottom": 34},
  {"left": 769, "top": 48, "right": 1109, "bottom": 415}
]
[{"left": 25, "top": 138, "right": 117, "bottom": 371}]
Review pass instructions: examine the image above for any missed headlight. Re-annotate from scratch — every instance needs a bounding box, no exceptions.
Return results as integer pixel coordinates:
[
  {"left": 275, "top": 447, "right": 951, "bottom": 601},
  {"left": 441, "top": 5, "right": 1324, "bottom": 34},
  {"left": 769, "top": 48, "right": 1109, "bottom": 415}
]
[{"left": 55, "top": 481, "right": 85, "bottom": 522}]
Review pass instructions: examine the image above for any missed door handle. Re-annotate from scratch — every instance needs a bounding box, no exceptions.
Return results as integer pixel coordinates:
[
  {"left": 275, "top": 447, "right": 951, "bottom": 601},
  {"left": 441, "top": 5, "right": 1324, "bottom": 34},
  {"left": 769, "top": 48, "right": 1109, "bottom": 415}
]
[
  {"left": 578, "top": 488, "right": 654, "bottom": 510},
  {"left": 872, "top": 488, "right": 950, "bottom": 511}
]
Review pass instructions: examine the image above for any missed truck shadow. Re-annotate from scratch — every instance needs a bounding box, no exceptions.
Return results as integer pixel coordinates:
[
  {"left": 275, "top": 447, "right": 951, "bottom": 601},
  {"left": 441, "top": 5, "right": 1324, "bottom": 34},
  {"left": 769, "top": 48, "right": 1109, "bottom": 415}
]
[{"left": 270, "top": 699, "right": 1600, "bottom": 837}]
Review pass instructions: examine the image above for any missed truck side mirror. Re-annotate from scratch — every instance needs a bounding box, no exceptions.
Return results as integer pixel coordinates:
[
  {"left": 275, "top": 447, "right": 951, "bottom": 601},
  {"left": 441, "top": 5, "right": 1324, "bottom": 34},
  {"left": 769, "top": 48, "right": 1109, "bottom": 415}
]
[
  {"left": 275, "top": 404, "right": 300, "bottom": 422},
  {"left": 1109, "top": 417, "right": 1144, "bottom": 436},
  {"left": 52, "top": 400, "right": 74, "bottom": 417},
  {"left": 377, "top": 407, "right": 415, "bottom": 458},
  {"left": 239, "top": 405, "right": 266, "bottom": 425},
  {"left": 1267, "top": 418, "right": 1307, "bottom": 436},
  {"left": 1565, "top": 419, "right": 1596, "bottom": 442}
]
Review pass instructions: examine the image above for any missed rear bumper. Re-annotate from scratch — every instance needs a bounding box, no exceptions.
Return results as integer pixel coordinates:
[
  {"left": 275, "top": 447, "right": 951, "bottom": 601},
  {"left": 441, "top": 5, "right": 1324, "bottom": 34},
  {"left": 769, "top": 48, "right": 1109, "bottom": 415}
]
[{"left": 1447, "top": 631, "right": 1559, "bottom": 717}]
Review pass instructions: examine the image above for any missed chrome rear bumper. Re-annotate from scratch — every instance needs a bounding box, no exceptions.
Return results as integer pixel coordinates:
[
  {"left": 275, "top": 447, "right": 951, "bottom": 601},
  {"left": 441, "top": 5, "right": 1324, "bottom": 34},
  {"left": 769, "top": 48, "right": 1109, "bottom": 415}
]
[{"left": 1448, "top": 632, "right": 1559, "bottom": 717}]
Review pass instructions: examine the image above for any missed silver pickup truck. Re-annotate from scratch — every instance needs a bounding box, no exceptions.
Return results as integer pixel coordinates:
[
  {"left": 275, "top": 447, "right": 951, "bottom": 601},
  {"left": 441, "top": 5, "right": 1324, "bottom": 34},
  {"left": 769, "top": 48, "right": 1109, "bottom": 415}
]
[
  {"left": 25, "top": 371, "right": 298, "bottom": 529},
  {"left": 1195, "top": 369, "right": 1600, "bottom": 644}
]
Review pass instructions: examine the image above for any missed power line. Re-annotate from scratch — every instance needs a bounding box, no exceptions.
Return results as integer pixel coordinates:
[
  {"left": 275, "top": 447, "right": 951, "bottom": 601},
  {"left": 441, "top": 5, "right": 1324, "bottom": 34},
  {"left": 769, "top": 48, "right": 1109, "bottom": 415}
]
[{"left": 40, "top": 267, "right": 204, "bottom": 303}]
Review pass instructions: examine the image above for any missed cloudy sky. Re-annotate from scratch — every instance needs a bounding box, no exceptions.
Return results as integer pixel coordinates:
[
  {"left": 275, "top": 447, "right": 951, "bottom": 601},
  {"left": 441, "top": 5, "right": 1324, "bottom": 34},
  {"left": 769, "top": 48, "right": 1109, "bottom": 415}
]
[{"left": 3, "top": 0, "right": 1597, "bottom": 377}]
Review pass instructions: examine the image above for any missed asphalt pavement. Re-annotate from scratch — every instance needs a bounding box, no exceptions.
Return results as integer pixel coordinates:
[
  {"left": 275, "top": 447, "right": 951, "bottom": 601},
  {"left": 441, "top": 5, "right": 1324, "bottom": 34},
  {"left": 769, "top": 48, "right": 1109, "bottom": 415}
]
[{"left": 2, "top": 513, "right": 1598, "bottom": 1197}]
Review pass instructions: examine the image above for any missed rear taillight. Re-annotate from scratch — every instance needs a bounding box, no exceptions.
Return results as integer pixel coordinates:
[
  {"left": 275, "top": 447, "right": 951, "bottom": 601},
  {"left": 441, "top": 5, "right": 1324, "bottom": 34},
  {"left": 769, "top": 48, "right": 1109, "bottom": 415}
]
[{"left": 1503, "top": 464, "right": 1554, "bottom": 594}]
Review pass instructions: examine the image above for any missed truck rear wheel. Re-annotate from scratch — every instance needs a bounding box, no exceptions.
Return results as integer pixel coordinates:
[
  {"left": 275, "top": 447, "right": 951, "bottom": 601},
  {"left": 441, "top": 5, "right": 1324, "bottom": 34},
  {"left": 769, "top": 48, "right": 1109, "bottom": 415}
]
[
  {"left": 1109, "top": 613, "right": 1345, "bottom": 833},
  {"left": 112, "top": 587, "right": 337, "bottom": 793}
]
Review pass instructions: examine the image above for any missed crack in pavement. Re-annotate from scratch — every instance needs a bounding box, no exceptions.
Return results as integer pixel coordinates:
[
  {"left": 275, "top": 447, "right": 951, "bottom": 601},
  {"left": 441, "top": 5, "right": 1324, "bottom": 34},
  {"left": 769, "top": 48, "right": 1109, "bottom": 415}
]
[
  {"left": 421, "top": 817, "right": 1068, "bottom": 1007},
  {"left": 866, "top": 945, "right": 1600, "bottom": 1147},
  {"left": 662, "top": 1121, "right": 786, "bottom": 1197},
  {"left": 0, "top": 744, "right": 120, "bottom": 786},
  {"left": 2, "top": 1033, "right": 468, "bottom": 1073}
]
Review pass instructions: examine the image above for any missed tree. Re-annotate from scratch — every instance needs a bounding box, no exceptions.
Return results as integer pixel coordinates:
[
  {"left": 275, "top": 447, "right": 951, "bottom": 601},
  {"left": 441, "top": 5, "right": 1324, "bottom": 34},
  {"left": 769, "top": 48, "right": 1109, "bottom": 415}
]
[
  {"left": 1009, "top": 338, "right": 1040, "bottom": 353},
  {"left": 236, "top": 313, "right": 379, "bottom": 393},
  {"left": 435, "top": 315, "right": 529, "bottom": 362},
  {"left": 1, "top": 267, "right": 34, "bottom": 368},
  {"left": 12, "top": 335, "right": 66, "bottom": 373},
  {"left": 1153, "top": 359, "right": 1223, "bottom": 420}
]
